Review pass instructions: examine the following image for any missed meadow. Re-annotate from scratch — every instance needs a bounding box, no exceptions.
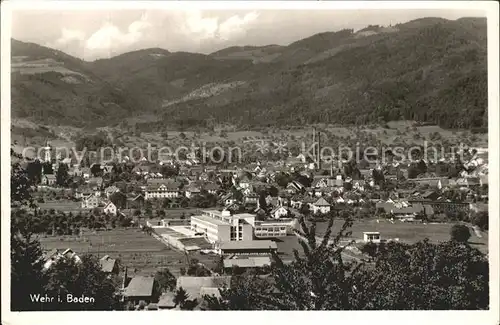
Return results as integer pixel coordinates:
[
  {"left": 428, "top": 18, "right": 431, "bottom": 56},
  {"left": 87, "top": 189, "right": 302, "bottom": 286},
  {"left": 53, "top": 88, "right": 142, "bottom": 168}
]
[
  {"left": 39, "top": 228, "right": 188, "bottom": 277},
  {"left": 275, "top": 218, "right": 488, "bottom": 261}
]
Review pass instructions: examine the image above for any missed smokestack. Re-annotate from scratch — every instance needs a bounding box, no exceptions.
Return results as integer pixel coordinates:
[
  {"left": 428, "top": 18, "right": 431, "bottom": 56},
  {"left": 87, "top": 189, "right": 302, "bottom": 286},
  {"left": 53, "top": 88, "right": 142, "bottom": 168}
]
[
  {"left": 317, "top": 131, "right": 322, "bottom": 171},
  {"left": 330, "top": 156, "right": 334, "bottom": 177},
  {"left": 312, "top": 127, "right": 316, "bottom": 166}
]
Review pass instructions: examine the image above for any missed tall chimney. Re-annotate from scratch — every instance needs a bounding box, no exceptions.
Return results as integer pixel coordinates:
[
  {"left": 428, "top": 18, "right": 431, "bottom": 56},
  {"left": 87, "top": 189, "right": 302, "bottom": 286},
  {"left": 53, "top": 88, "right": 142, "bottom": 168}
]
[
  {"left": 317, "top": 131, "right": 322, "bottom": 170},
  {"left": 312, "top": 127, "right": 316, "bottom": 166}
]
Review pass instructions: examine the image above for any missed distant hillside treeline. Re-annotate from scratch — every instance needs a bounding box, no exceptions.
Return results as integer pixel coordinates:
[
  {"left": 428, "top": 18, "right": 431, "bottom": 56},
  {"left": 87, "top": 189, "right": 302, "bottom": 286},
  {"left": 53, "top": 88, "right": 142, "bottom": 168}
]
[{"left": 11, "top": 17, "right": 487, "bottom": 129}]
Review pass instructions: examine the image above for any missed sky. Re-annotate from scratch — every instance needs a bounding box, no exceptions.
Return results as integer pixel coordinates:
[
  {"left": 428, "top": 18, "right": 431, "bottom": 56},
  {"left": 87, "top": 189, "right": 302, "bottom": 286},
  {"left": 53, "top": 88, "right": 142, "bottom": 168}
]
[{"left": 11, "top": 8, "right": 485, "bottom": 61}]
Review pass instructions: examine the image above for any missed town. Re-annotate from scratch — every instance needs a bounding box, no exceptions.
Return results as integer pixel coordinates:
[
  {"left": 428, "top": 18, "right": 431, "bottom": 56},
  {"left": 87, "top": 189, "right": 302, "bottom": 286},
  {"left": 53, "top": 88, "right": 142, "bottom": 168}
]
[
  {"left": 11, "top": 125, "right": 489, "bottom": 310},
  {"left": 7, "top": 6, "right": 493, "bottom": 314}
]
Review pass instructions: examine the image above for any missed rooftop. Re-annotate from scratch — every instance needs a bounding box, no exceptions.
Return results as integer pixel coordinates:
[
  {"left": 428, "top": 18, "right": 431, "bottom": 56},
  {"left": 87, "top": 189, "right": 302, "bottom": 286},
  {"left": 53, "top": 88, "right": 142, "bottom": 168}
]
[
  {"left": 220, "top": 240, "right": 278, "bottom": 250},
  {"left": 191, "top": 214, "right": 230, "bottom": 226},
  {"left": 177, "top": 276, "right": 231, "bottom": 300},
  {"left": 223, "top": 256, "right": 272, "bottom": 268},
  {"left": 99, "top": 255, "right": 117, "bottom": 273},
  {"left": 124, "top": 276, "right": 155, "bottom": 297}
]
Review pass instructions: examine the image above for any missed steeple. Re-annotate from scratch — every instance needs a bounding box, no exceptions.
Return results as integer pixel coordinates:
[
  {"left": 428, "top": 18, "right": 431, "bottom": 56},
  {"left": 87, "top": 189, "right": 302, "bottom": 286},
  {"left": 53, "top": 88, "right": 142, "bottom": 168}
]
[{"left": 43, "top": 139, "right": 51, "bottom": 163}]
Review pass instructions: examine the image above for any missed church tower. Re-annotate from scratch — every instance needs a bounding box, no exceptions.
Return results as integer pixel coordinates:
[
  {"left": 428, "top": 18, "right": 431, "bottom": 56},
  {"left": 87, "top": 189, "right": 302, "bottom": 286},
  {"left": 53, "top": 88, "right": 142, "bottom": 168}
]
[{"left": 43, "top": 140, "right": 51, "bottom": 163}]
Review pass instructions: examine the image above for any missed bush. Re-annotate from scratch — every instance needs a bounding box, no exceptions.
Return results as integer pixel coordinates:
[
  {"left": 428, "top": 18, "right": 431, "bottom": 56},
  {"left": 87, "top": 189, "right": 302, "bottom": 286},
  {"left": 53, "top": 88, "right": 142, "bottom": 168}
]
[
  {"left": 450, "top": 224, "right": 471, "bottom": 242},
  {"left": 471, "top": 212, "right": 488, "bottom": 231}
]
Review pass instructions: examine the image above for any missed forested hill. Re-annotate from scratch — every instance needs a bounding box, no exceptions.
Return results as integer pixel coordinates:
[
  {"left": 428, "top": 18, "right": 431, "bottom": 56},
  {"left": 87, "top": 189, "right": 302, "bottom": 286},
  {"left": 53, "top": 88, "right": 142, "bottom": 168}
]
[{"left": 11, "top": 17, "right": 487, "bottom": 129}]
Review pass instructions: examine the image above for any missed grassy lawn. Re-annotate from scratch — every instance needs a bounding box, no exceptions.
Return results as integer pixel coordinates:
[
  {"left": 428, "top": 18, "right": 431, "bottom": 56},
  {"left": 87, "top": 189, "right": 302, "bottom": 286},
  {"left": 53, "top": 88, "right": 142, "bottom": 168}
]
[
  {"left": 275, "top": 218, "right": 488, "bottom": 260},
  {"left": 39, "top": 228, "right": 188, "bottom": 277}
]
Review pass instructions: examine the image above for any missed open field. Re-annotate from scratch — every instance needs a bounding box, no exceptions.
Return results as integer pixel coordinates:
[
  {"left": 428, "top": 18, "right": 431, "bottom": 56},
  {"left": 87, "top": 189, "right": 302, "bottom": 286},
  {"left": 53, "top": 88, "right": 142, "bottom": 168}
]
[
  {"left": 39, "top": 228, "right": 188, "bottom": 277},
  {"left": 275, "top": 218, "right": 488, "bottom": 260}
]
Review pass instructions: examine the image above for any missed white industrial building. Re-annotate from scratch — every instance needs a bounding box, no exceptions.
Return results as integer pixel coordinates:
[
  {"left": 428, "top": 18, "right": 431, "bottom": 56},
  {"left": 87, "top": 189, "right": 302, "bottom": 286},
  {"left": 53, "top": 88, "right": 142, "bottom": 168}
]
[{"left": 190, "top": 209, "right": 295, "bottom": 244}]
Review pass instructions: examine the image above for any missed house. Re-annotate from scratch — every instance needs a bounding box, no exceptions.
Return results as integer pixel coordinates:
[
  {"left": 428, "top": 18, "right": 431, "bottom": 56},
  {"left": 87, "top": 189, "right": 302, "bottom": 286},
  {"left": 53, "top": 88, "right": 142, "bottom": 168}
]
[
  {"left": 220, "top": 193, "right": 236, "bottom": 206},
  {"left": 102, "top": 165, "right": 114, "bottom": 174},
  {"left": 437, "top": 179, "right": 450, "bottom": 190},
  {"left": 158, "top": 292, "right": 177, "bottom": 310},
  {"left": 376, "top": 201, "right": 395, "bottom": 214},
  {"left": 43, "top": 248, "right": 81, "bottom": 270},
  {"left": 243, "top": 193, "right": 259, "bottom": 205},
  {"left": 75, "top": 188, "right": 101, "bottom": 199},
  {"left": 103, "top": 201, "right": 117, "bottom": 216},
  {"left": 479, "top": 175, "right": 488, "bottom": 186},
  {"left": 82, "top": 194, "right": 99, "bottom": 209},
  {"left": 176, "top": 276, "right": 231, "bottom": 302},
  {"left": 238, "top": 175, "right": 252, "bottom": 189},
  {"left": 104, "top": 185, "right": 120, "bottom": 198},
  {"left": 185, "top": 185, "right": 201, "bottom": 198},
  {"left": 88, "top": 177, "right": 104, "bottom": 190},
  {"left": 270, "top": 206, "right": 290, "bottom": 219},
  {"left": 311, "top": 197, "right": 331, "bottom": 214},
  {"left": 334, "top": 196, "right": 345, "bottom": 204},
  {"left": 277, "top": 192, "right": 291, "bottom": 207},
  {"left": 286, "top": 181, "right": 305, "bottom": 194},
  {"left": 145, "top": 181, "right": 181, "bottom": 200},
  {"left": 391, "top": 206, "right": 422, "bottom": 220},
  {"left": 421, "top": 190, "right": 440, "bottom": 201},
  {"left": 100, "top": 255, "right": 119, "bottom": 274},
  {"left": 81, "top": 167, "right": 91, "bottom": 179},
  {"left": 290, "top": 195, "right": 304, "bottom": 209},
  {"left": 204, "top": 183, "right": 220, "bottom": 194},
  {"left": 352, "top": 180, "right": 366, "bottom": 191},
  {"left": 363, "top": 232, "right": 381, "bottom": 243},
  {"left": 123, "top": 276, "right": 159, "bottom": 305},
  {"left": 127, "top": 194, "right": 145, "bottom": 209},
  {"left": 223, "top": 256, "right": 272, "bottom": 271},
  {"left": 311, "top": 177, "right": 329, "bottom": 189},
  {"left": 41, "top": 174, "right": 56, "bottom": 186},
  {"left": 265, "top": 195, "right": 279, "bottom": 208}
]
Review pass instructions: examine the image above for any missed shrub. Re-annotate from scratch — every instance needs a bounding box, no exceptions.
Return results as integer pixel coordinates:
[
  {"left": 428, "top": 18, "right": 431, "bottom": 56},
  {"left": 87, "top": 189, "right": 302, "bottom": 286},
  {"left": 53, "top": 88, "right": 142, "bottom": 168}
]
[{"left": 450, "top": 224, "right": 471, "bottom": 242}]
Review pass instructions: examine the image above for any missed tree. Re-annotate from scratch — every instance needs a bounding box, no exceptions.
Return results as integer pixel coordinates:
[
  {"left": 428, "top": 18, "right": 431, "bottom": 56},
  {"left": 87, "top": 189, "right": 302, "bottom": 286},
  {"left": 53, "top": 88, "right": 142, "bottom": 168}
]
[
  {"left": 360, "top": 242, "right": 378, "bottom": 258},
  {"left": 356, "top": 240, "right": 488, "bottom": 309},
  {"left": 203, "top": 216, "right": 489, "bottom": 310},
  {"left": 109, "top": 192, "right": 127, "bottom": 209},
  {"left": 470, "top": 212, "right": 488, "bottom": 231},
  {"left": 11, "top": 162, "right": 34, "bottom": 207},
  {"left": 44, "top": 254, "right": 121, "bottom": 310},
  {"left": 26, "top": 160, "right": 43, "bottom": 184},
  {"left": 155, "top": 268, "right": 177, "bottom": 293},
  {"left": 450, "top": 224, "right": 471, "bottom": 242},
  {"left": 205, "top": 215, "right": 362, "bottom": 310},
  {"left": 11, "top": 213, "right": 46, "bottom": 311},
  {"left": 56, "top": 163, "right": 69, "bottom": 186},
  {"left": 174, "top": 287, "right": 189, "bottom": 307},
  {"left": 42, "top": 162, "right": 54, "bottom": 175},
  {"left": 258, "top": 191, "right": 268, "bottom": 211},
  {"left": 90, "top": 164, "right": 102, "bottom": 177}
]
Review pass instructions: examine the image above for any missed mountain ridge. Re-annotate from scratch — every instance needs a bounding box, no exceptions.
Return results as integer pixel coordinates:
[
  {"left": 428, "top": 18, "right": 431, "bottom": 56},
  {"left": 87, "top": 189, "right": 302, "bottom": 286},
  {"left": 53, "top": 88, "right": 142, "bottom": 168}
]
[{"left": 11, "top": 16, "right": 488, "bottom": 130}]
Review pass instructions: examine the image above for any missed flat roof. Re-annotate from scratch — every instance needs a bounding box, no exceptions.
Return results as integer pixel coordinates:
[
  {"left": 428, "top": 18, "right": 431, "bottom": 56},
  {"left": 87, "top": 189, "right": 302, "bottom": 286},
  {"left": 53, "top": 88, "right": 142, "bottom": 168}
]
[
  {"left": 363, "top": 232, "right": 381, "bottom": 235},
  {"left": 232, "top": 213, "right": 256, "bottom": 219},
  {"left": 220, "top": 240, "right": 278, "bottom": 250},
  {"left": 191, "top": 214, "right": 230, "bottom": 226},
  {"left": 257, "top": 220, "right": 294, "bottom": 226},
  {"left": 223, "top": 256, "right": 271, "bottom": 268}
]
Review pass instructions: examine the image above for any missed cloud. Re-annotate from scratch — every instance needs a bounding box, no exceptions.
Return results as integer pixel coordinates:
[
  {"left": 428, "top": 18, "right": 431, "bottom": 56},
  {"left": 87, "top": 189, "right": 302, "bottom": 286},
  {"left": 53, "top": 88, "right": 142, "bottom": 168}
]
[
  {"left": 85, "top": 13, "right": 152, "bottom": 53},
  {"left": 56, "top": 28, "right": 86, "bottom": 45},
  {"left": 177, "top": 11, "right": 260, "bottom": 43},
  {"left": 218, "top": 12, "right": 259, "bottom": 40}
]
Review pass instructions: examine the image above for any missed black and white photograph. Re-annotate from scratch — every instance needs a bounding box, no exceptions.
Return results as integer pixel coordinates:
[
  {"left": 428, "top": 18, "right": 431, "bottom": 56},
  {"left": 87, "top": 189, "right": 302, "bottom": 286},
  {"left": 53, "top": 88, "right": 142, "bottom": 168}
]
[{"left": 1, "top": 1, "right": 499, "bottom": 324}]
